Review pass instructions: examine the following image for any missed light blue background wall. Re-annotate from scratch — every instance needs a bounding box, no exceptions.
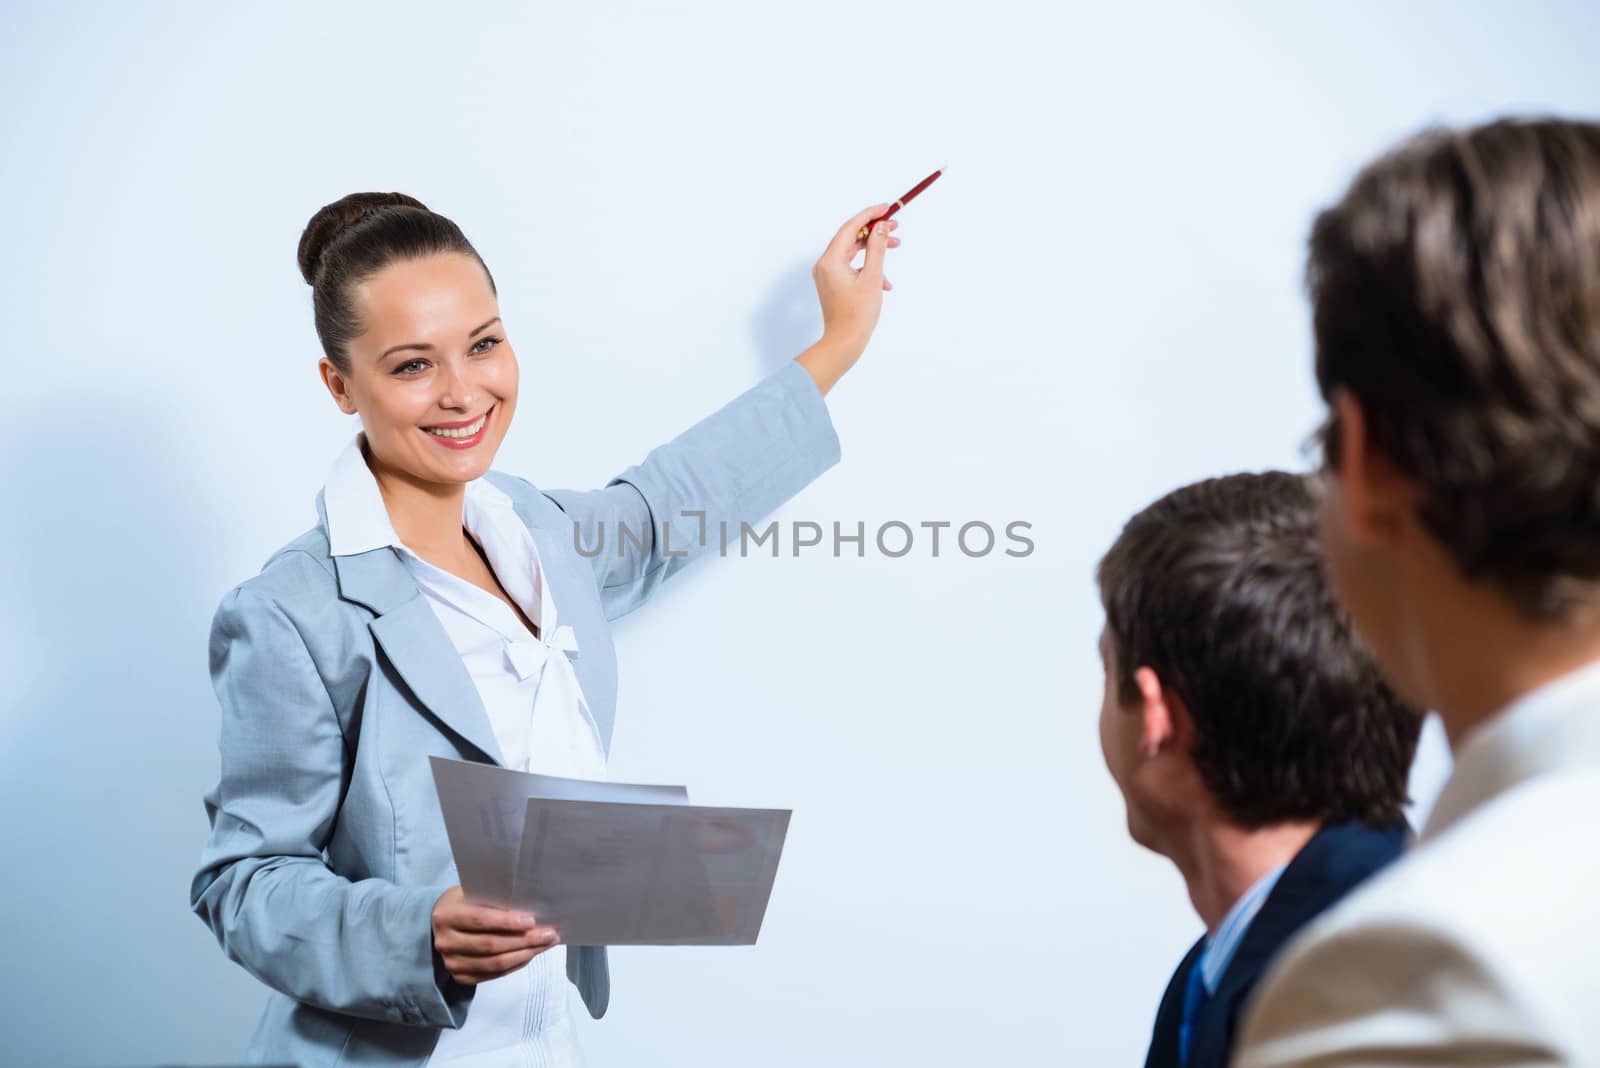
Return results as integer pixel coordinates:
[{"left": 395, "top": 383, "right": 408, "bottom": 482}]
[{"left": 3, "top": 2, "right": 1596, "bottom": 1065}]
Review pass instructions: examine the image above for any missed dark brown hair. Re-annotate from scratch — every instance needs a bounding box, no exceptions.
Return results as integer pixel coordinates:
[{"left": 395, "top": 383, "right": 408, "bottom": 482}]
[
  {"left": 1308, "top": 117, "right": 1600, "bottom": 619},
  {"left": 1097, "top": 471, "right": 1422, "bottom": 829},
  {"left": 297, "top": 192, "right": 496, "bottom": 374}
]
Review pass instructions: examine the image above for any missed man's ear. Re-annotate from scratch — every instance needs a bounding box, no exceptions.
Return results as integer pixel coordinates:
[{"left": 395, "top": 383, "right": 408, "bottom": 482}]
[
  {"left": 1330, "top": 389, "right": 1414, "bottom": 546},
  {"left": 1131, "top": 666, "right": 1177, "bottom": 758}
]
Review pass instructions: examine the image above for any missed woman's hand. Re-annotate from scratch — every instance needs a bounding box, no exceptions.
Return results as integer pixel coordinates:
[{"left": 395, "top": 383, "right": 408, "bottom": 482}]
[
  {"left": 796, "top": 203, "right": 903, "bottom": 396},
  {"left": 431, "top": 885, "right": 560, "bottom": 985}
]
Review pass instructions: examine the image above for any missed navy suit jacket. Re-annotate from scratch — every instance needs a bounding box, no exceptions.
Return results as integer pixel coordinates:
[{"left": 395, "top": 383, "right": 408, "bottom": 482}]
[{"left": 1142, "top": 820, "right": 1410, "bottom": 1068}]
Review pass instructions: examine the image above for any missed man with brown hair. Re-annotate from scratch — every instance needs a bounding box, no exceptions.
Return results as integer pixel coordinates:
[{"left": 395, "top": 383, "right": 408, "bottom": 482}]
[
  {"left": 1096, "top": 471, "right": 1422, "bottom": 1068},
  {"left": 1235, "top": 117, "right": 1600, "bottom": 1065}
]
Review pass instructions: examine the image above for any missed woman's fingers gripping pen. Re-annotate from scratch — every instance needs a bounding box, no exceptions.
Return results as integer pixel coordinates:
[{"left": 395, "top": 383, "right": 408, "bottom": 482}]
[
  {"left": 827, "top": 203, "right": 891, "bottom": 262},
  {"left": 856, "top": 168, "right": 943, "bottom": 240}
]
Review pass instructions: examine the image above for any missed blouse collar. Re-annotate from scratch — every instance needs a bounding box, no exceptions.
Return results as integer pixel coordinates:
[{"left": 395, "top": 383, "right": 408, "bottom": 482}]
[{"left": 321, "top": 429, "right": 520, "bottom": 559}]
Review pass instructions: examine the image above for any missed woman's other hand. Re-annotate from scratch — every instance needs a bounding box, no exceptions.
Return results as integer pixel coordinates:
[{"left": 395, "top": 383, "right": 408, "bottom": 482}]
[
  {"left": 797, "top": 203, "right": 903, "bottom": 395},
  {"left": 431, "top": 885, "right": 560, "bottom": 985}
]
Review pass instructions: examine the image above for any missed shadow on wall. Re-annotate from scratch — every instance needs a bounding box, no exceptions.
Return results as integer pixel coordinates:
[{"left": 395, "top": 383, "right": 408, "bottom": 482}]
[
  {"left": 749, "top": 258, "right": 825, "bottom": 380},
  {"left": 0, "top": 389, "right": 265, "bottom": 1066},
  {"left": 607, "top": 256, "right": 824, "bottom": 645}
]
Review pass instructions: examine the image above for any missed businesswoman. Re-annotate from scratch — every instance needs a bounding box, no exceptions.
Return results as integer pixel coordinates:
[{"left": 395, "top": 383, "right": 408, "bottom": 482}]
[{"left": 190, "top": 191, "right": 901, "bottom": 1067}]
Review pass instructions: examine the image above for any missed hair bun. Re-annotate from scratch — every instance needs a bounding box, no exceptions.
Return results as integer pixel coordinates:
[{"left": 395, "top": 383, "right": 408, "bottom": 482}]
[{"left": 297, "top": 191, "right": 429, "bottom": 285}]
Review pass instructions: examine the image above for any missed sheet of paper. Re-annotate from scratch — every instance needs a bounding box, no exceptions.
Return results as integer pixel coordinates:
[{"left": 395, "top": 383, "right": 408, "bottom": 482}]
[
  {"left": 520, "top": 769, "right": 691, "bottom": 807},
  {"left": 428, "top": 755, "right": 689, "bottom": 904},
  {"left": 512, "top": 797, "right": 791, "bottom": 945}
]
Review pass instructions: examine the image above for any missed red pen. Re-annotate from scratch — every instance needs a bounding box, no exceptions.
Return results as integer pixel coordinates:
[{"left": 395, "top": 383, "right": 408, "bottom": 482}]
[{"left": 857, "top": 168, "right": 943, "bottom": 240}]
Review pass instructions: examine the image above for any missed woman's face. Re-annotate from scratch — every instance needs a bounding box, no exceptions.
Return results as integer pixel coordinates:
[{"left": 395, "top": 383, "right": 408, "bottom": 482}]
[{"left": 320, "top": 251, "right": 518, "bottom": 486}]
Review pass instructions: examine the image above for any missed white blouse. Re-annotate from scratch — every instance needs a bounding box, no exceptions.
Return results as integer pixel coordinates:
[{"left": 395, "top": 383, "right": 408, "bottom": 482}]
[{"left": 322, "top": 431, "right": 606, "bottom": 1068}]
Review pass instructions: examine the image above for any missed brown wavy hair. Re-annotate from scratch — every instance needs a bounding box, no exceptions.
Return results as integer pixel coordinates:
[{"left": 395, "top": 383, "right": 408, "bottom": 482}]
[
  {"left": 1309, "top": 117, "right": 1600, "bottom": 620},
  {"left": 1097, "top": 471, "right": 1423, "bottom": 828}
]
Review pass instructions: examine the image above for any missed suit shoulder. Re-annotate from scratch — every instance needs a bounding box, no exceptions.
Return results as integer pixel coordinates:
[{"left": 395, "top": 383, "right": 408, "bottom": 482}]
[
  {"left": 483, "top": 468, "right": 570, "bottom": 524},
  {"left": 220, "top": 526, "right": 338, "bottom": 613},
  {"left": 1334, "top": 770, "right": 1600, "bottom": 930},
  {"left": 483, "top": 466, "right": 541, "bottom": 502},
  {"left": 1242, "top": 772, "right": 1600, "bottom": 1057}
]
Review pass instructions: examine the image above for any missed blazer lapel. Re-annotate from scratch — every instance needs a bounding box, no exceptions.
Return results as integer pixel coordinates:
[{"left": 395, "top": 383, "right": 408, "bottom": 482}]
[
  {"left": 1145, "top": 938, "right": 1204, "bottom": 1068},
  {"left": 317, "top": 488, "right": 508, "bottom": 769}
]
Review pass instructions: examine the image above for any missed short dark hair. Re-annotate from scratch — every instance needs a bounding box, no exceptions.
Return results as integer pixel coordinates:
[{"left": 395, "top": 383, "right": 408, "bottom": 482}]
[
  {"left": 1308, "top": 117, "right": 1600, "bottom": 619},
  {"left": 297, "top": 192, "right": 497, "bottom": 375},
  {"left": 1097, "top": 471, "right": 1422, "bottom": 829}
]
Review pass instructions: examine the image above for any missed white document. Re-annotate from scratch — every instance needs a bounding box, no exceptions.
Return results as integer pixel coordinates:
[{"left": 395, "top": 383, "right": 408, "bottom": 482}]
[
  {"left": 428, "top": 755, "right": 790, "bottom": 945},
  {"left": 428, "top": 756, "right": 689, "bottom": 903}
]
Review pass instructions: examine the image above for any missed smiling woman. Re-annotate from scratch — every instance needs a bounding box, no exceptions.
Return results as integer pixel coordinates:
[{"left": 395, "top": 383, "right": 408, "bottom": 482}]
[
  {"left": 190, "top": 189, "right": 902, "bottom": 1068},
  {"left": 302, "top": 199, "right": 522, "bottom": 535}
]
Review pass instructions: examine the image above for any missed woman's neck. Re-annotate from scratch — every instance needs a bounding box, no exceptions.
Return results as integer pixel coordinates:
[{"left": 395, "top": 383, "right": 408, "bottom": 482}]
[{"left": 362, "top": 435, "right": 471, "bottom": 560}]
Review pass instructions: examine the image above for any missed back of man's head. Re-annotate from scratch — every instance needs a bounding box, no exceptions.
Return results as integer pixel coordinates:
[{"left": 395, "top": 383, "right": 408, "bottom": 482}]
[
  {"left": 1097, "top": 471, "right": 1423, "bottom": 830},
  {"left": 1309, "top": 117, "right": 1600, "bottom": 620}
]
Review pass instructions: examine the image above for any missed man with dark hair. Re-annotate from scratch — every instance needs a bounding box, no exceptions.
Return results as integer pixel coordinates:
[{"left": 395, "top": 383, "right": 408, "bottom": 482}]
[
  {"left": 1236, "top": 117, "right": 1600, "bottom": 1065},
  {"left": 1096, "top": 470, "right": 1423, "bottom": 1068}
]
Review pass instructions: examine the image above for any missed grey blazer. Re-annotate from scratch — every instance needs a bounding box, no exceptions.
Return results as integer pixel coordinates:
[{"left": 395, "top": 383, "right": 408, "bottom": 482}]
[{"left": 191, "top": 361, "right": 840, "bottom": 1067}]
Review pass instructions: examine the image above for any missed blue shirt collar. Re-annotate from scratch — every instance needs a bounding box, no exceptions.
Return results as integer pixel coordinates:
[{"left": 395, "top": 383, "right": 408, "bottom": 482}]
[{"left": 1197, "top": 860, "right": 1288, "bottom": 994}]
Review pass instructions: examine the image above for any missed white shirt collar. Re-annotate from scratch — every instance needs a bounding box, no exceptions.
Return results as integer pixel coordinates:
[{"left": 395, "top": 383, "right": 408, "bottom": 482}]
[
  {"left": 321, "top": 430, "right": 521, "bottom": 558},
  {"left": 1423, "top": 654, "right": 1600, "bottom": 839},
  {"left": 1459, "top": 654, "right": 1600, "bottom": 756}
]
